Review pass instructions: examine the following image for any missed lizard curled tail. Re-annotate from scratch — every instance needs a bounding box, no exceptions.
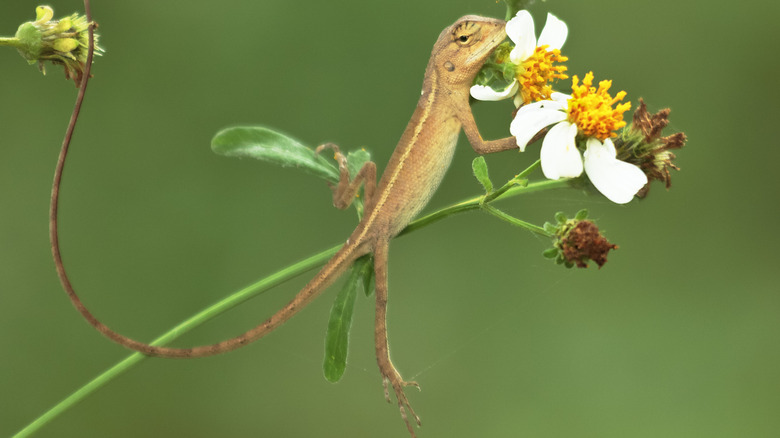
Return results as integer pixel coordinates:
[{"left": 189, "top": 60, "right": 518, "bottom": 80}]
[{"left": 55, "top": 222, "right": 371, "bottom": 358}]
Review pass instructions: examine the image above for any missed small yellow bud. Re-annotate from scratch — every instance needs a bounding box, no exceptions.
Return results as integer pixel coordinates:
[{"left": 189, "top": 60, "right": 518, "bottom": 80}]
[
  {"left": 52, "top": 18, "right": 72, "bottom": 33},
  {"left": 35, "top": 6, "right": 54, "bottom": 24},
  {"left": 53, "top": 38, "right": 80, "bottom": 53}
]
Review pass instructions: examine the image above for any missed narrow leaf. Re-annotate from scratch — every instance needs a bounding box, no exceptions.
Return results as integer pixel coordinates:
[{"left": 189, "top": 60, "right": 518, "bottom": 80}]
[
  {"left": 346, "top": 149, "right": 372, "bottom": 181},
  {"left": 355, "top": 255, "right": 375, "bottom": 297},
  {"left": 211, "top": 126, "right": 339, "bottom": 182},
  {"left": 323, "top": 265, "right": 361, "bottom": 383},
  {"left": 472, "top": 156, "right": 493, "bottom": 193}
]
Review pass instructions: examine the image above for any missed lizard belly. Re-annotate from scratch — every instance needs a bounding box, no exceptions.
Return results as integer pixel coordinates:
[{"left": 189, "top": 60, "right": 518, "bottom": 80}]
[{"left": 379, "top": 116, "right": 462, "bottom": 237}]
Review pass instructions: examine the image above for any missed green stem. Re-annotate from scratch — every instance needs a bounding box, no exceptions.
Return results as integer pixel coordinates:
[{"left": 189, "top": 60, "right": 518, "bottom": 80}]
[
  {"left": 400, "top": 177, "right": 570, "bottom": 236},
  {"left": 484, "top": 159, "right": 540, "bottom": 204},
  {"left": 13, "top": 245, "right": 339, "bottom": 438},
  {"left": 0, "top": 37, "right": 23, "bottom": 48},
  {"left": 15, "top": 177, "right": 571, "bottom": 437},
  {"left": 482, "top": 203, "right": 550, "bottom": 237}
]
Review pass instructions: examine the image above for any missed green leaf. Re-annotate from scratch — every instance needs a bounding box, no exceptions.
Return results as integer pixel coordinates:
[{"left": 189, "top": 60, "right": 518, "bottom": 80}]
[
  {"left": 542, "top": 248, "right": 559, "bottom": 259},
  {"left": 323, "top": 264, "right": 361, "bottom": 383},
  {"left": 575, "top": 209, "right": 589, "bottom": 221},
  {"left": 346, "top": 148, "right": 372, "bottom": 180},
  {"left": 355, "top": 255, "right": 375, "bottom": 297},
  {"left": 472, "top": 156, "right": 493, "bottom": 193},
  {"left": 555, "top": 211, "right": 567, "bottom": 224},
  {"left": 211, "top": 126, "right": 339, "bottom": 183}
]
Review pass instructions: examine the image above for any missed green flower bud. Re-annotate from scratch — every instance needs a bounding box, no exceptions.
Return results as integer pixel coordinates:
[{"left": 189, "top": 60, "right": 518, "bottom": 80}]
[{"left": 10, "top": 5, "right": 104, "bottom": 86}]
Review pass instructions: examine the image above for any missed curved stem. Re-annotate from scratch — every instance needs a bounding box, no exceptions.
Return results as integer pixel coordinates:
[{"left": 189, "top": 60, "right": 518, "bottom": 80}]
[{"left": 482, "top": 203, "right": 550, "bottom": 237}]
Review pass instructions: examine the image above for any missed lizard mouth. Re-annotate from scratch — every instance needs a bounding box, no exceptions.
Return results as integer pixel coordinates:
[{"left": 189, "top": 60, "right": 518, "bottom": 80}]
[{"left": 466, "top": 23, "right": 507, "bottom": 65}]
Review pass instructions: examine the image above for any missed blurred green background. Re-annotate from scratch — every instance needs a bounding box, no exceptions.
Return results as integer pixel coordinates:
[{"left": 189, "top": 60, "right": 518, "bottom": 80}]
[{"left": 2, "top": 0, "right": 778, "bottom": 437}]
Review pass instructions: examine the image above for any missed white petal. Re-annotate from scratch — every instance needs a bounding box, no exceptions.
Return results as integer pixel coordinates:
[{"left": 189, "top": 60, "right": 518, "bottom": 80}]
[
  {"left": 540, "top": 121, "right": 582, "bottom": 179},
  {"left": 469, "top": 80, "right": 519, "bottom": 101},
  {"left": 525, "top": 97, "right": 569, "bottom": 112},
  {"left": 550, "top": 92, "right": 571, "bottom": 106},
  {"left": 537, "top": 13, "right": 568, "bottom": 51},
  {"left": 510, "top": 105, "right": 567, "bottom": 151},
  {"left": 506, "top": 10, "right": 537, "bottom": 63},
  {"left": 583, "top": 138, "right": 649, "bottom": 204}
]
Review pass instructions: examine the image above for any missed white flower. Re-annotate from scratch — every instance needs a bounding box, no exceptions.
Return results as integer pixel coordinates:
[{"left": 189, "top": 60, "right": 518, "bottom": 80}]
[
  {"left": 510, "top": 82, "right": 647, "bottom": 204},
  {"left": 470, "top": 10, "right": 568, "bottom": 104}
]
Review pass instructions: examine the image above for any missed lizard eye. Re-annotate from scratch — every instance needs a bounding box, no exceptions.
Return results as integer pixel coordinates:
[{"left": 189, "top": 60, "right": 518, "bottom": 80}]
[{"left": 455, "top": 33, "right": 473, "bottom": 46}]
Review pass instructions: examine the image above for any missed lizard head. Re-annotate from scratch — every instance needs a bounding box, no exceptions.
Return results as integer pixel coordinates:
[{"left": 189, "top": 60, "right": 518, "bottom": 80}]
[{"left": 430, "top": 15, "right": 507, "bottom": 87}]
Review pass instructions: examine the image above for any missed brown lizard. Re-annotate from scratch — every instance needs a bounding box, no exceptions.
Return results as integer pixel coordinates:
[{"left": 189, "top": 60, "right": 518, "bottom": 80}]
[{"left": 58, "top": 15, "right": 519, "bottom": 436}]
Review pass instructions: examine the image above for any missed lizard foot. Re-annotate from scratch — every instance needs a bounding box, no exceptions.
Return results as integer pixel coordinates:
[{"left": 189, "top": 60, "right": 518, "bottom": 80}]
[
  {"left": 315, "top": 143, "right": 349, "bottom": 176},
  {"left": 380, "top": 364, "right": 421, "bottom": 437}
]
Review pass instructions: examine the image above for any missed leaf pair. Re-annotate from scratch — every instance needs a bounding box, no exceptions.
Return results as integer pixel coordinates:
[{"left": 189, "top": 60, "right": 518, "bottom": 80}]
[{"left": 211, "top": 126, "right": 374, "bottom": 383}]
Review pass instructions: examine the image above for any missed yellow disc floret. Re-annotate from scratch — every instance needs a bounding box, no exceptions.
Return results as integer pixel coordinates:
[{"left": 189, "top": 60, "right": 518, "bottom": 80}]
[
  {"left": 516, "top": 46, "right": 569, "bottom": 103},
  {"left": 566, "top": 72, "right": 631, "bottom": 140}
]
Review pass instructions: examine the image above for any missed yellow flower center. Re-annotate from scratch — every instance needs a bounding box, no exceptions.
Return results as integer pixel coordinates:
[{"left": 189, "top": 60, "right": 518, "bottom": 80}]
[
  {"left": 566, "top": 72, "right": 631, "bottom": 140},
  {"left": 516, "top": 46, "right": 569, "bottom": 103}
]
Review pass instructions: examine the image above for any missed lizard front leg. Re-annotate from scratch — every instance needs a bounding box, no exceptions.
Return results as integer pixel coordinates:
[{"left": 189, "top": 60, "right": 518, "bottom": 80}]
[
  {"left": 373, "top": 239, "right": 421, "bottom": 437},
  {"left": 315, "top": 143, "right": 377, "bottom": 212},
  {"left": 458, "top": 105, "right": 519, "bottom": 154}
]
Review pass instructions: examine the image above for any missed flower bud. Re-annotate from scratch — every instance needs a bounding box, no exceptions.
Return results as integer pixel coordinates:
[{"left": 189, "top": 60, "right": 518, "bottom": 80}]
[{"left": 13, "top": 5, "right": 103, "bottom": 86}]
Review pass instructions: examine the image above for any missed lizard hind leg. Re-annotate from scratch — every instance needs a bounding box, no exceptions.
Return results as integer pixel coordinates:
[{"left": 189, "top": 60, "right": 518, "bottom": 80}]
[
  {"left": 373, "top": 240, "right": 422, "bottom": 437},
  {"left": 315, "top": 143, "right": 377, "bottom": 211}
]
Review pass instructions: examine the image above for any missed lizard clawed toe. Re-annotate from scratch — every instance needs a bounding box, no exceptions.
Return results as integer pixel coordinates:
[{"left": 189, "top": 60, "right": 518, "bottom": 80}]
[
  {"left": 381, "top": 371, "right": 422, "bottom": 436},
  {"left": 315, "top": 143, "right": 348, "bottom": 170}
]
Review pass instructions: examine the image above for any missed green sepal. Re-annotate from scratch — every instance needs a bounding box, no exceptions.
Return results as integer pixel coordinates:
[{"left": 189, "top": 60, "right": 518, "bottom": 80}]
[
  {"left": 323, "top": 263, "right": 362, "bottom": 383},
  {"left": 14, "top": 22, "right": 43, "bottom": 62},
  {"left": 211, "top": 126, "right": 339, "bottom": 183},
  {"left": 575, "top": 209, "right": 589, "bottom": 221},
  {"left": 555, "top": 211, "right": 567, "bottom": 224},
  {"left": 542, "top": 247, "right": 559, "bottom": 259},
  {"left": 543, "top": 221, "right": 557, "bottom": 235},
  {"left": 472, "top": 156, "right": 493, "bottom": 193}
]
